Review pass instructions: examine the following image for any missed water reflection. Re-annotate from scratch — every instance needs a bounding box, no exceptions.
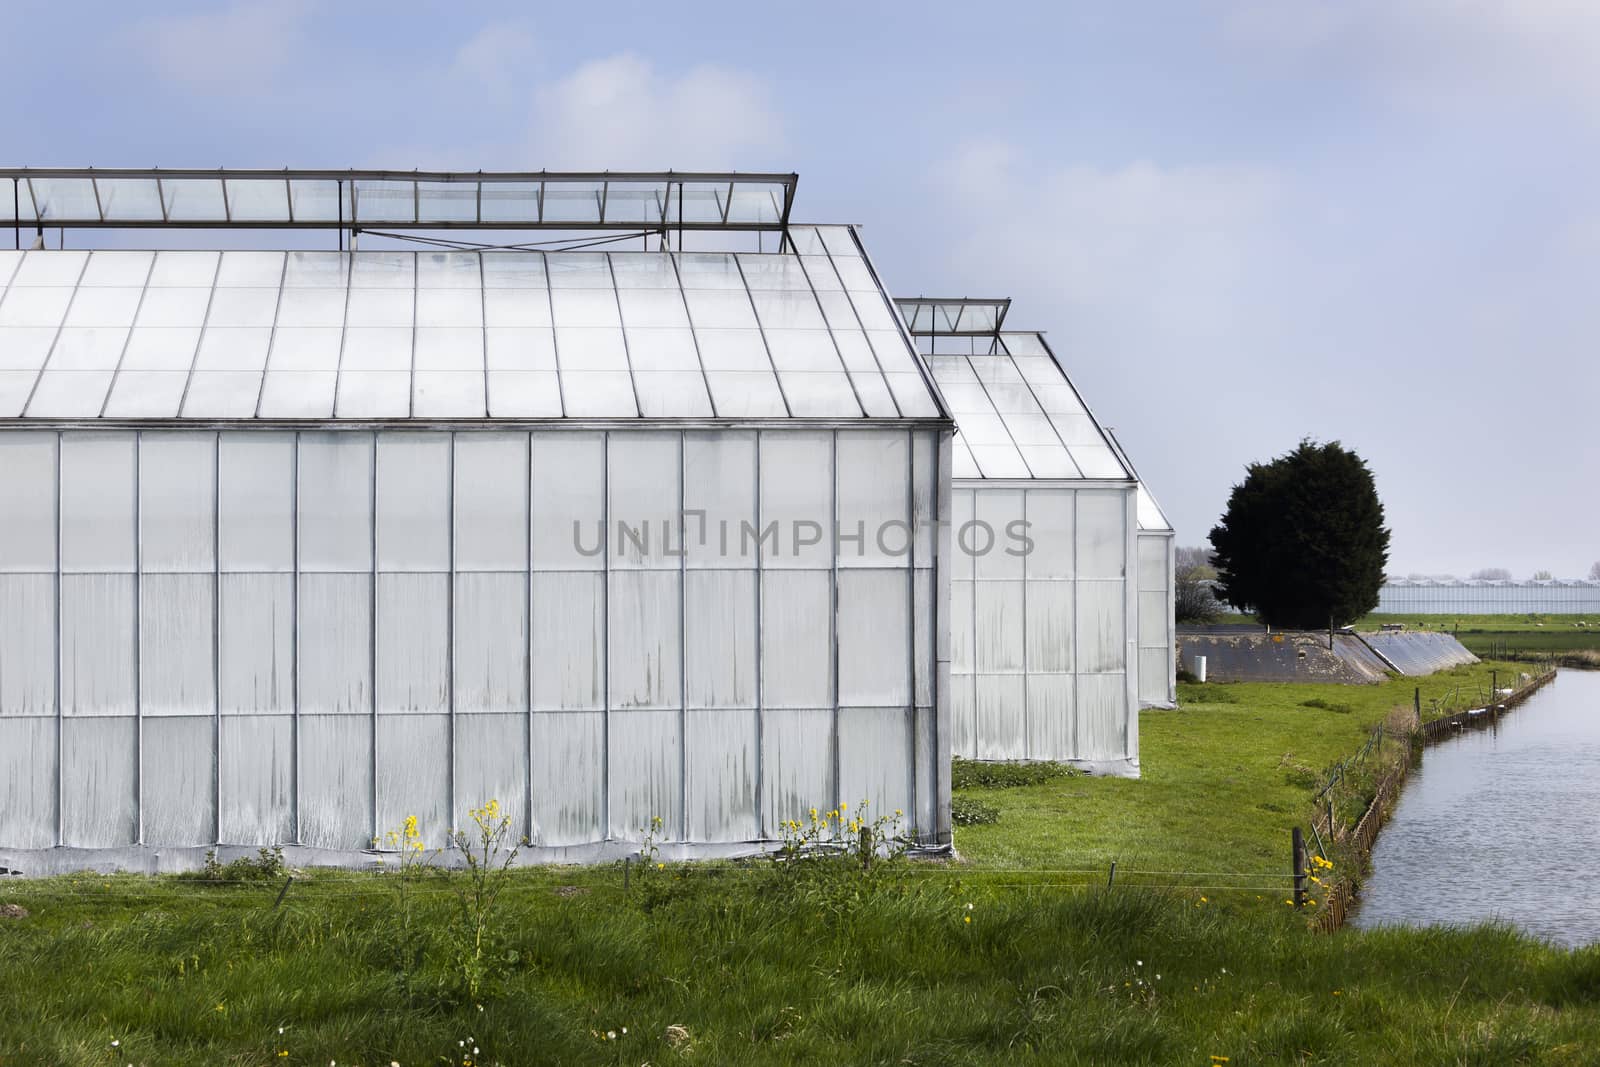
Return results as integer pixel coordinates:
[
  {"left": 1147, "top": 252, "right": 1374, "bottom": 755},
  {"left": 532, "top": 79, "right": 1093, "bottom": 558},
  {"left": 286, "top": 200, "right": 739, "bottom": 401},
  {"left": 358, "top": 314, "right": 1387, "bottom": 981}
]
[{"left": 1352, "top": 670, "right": 1600, "bottom": 947}]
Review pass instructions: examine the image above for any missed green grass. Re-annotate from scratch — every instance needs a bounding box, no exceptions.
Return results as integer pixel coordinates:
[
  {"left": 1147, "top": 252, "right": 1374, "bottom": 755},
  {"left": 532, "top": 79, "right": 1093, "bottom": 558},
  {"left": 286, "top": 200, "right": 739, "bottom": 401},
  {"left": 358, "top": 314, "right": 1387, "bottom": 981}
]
[
  {"left": 4, "top": 658, "right": 1592, "bottom": 1065},
  {"left": 951, "top": 662, "right": 1519, "bottom": 874}
]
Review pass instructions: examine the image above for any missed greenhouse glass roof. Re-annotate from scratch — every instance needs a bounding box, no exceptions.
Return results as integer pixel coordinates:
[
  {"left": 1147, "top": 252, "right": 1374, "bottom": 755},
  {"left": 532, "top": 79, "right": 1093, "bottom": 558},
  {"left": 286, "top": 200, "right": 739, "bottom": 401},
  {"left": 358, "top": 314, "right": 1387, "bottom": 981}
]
[
  {"left": 923, "top": 329, "right": 1131, "bottom": 481},
  {"left": 0, "top": 169, "right": 796, "bottom": 231},
  {"left": 0, "top": 226, "right": 940, "bottom": 421},
  {"left": 894, "top": 298, "right": 1010, "bottom": 336}
]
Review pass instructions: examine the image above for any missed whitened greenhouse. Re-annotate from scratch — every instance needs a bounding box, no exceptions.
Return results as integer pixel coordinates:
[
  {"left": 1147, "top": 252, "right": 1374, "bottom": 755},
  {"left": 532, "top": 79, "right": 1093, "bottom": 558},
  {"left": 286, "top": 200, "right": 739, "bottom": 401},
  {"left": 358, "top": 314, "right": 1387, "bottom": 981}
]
[
  {"left": 0, "top": 168, "right": 953, "bottom": 873},
  {"left": 898, "top": 299, "right": 1163, "bottom": 775}
]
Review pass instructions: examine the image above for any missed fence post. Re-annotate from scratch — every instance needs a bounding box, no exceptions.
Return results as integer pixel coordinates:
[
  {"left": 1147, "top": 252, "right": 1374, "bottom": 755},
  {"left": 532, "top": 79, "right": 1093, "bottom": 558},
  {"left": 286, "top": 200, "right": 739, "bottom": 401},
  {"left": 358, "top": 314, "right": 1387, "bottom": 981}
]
[
  {"left": 1292, "top": 827, "right": 1306, "bottom": 908},
  {"left": 623, "top": 856, "right": 630, "bottom": 895},
  {"left": 1107, "top": 861, "right": 1116, "bottom": 888},
  {"left": 1414, "top": 687, "right": 1421, "bottom": 724}
]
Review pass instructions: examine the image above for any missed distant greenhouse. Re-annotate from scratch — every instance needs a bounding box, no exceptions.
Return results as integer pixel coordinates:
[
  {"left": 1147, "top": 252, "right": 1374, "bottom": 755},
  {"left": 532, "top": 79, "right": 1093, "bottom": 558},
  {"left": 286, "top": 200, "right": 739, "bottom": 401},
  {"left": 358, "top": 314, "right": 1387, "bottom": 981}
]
[{"left": 1377, "top": 578, "right": 1600, "bottom": 615}]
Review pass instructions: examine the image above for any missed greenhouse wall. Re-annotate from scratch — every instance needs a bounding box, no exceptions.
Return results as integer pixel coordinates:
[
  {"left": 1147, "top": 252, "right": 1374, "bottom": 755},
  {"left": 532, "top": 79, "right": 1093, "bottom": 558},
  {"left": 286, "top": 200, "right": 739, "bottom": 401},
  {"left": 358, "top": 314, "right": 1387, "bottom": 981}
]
[
  {"left": 1136, "top": 529, "right": 1176, "bottom": 708},
  {"left": 0, "top": 425, "right": 951, "bottom": 870},
  {"left": 948, "top": 483, "right": 1139, "bottom": 774}
]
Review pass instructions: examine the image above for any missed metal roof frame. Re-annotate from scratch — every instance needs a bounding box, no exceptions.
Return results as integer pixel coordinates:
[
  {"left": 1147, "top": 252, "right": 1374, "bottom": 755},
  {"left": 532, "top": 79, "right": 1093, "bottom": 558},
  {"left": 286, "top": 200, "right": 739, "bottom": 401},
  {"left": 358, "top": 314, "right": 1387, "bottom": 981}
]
[
  {"left": 2, "top": 168, "right": 799, "bottom": 232},
  {"left": 894, "top": 297, "right": 1011, "bottom": 337}
]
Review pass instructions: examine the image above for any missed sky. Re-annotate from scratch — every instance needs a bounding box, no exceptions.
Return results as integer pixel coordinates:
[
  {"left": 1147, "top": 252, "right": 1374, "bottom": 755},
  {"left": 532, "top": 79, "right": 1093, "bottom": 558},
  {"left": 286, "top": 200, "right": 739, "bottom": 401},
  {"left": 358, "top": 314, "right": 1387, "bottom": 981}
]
[{"left": 4, "top": 0, "right": 1597, "bottom": 578}]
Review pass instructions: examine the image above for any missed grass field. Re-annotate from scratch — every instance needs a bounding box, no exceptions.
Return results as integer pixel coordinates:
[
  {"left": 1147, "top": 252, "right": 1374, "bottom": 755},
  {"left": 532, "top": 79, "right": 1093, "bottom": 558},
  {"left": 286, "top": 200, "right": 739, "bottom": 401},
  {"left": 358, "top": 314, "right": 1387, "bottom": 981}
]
[{"left": 4, "top": 659, "right": 1595, "bottom": 1065}]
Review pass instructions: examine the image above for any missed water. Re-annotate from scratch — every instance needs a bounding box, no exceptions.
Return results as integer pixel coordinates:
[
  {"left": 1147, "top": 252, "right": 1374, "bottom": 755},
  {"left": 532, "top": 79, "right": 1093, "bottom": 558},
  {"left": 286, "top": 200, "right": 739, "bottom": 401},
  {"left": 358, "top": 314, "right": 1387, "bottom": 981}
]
[{"left": 1351, "top": 670, "right": 1600, "bottom": 947}]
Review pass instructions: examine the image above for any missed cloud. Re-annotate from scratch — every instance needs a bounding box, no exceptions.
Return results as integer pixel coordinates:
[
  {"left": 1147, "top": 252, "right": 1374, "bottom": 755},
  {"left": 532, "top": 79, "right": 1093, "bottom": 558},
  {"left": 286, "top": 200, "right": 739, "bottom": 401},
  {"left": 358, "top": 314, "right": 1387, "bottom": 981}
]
[
  {"left": 936, "top": 141, "right": 1285, "bottom": 352},
  {"left": 529, "top": 53, "right": 784, "bottom": 170},
  {"left": 1223, "top": 0, "right": 1600, "bottom": 117},
  {"left": 451, "top": 20, "right": 539, "bottom": 92},
  {"left": 128, "top": 0, "right": 311, "bottom": 93}
]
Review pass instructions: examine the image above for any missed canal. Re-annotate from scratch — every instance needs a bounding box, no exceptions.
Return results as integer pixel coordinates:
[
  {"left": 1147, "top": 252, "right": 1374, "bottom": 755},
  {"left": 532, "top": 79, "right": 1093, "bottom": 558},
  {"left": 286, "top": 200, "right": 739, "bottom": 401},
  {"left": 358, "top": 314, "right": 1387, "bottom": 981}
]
[{"left": 1352, "top": 669, "right": 1600, "bottom": 947}]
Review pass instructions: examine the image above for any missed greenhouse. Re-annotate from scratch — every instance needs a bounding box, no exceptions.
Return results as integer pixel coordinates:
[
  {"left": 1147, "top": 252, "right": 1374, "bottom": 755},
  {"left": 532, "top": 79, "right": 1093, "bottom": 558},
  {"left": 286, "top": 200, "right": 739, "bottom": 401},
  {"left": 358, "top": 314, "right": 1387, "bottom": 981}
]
[
  {"left": 898, "top": 298, "right": 1159, "bottom": 775},
  {"left": 1377, "top": 578, "right": 1600, "bottom": 615},
  {"left": 0, "top": 169, "right": 953, "bottom": 872},
  {"left": 1108, "top": 431, "right": 1177, "bottom": 709}
]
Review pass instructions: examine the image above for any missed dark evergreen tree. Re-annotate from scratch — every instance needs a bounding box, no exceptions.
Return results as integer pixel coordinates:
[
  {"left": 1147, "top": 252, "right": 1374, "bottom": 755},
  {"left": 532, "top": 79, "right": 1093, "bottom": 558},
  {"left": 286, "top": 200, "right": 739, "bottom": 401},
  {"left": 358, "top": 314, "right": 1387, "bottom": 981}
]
[{"left": 1208, "top": 440, "right": 1390, "bottom": 629}]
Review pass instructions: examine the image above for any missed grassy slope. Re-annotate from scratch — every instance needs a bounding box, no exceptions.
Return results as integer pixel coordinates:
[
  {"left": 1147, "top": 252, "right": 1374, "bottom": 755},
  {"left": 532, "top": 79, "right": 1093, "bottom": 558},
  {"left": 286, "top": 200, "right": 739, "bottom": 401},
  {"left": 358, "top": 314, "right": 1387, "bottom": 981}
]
[
  {"left": 953, "top": 662, "right": 1516, "bottom": 874},
  {"left": 4, "top": 659, "right": 1597, "bottom": 1066}
]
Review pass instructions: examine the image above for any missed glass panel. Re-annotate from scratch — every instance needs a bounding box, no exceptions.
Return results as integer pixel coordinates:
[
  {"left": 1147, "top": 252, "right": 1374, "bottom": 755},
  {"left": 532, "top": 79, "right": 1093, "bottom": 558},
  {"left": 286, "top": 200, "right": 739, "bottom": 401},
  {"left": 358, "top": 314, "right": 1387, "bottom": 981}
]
[
  {"left": 102, "top": 370, "right": 188, "bottom": 417},
  {"left": 777, "top": 371, "right": 861, "bottom": 417},
  {"left": 1001, "top": 411, "right": 1060, "bottom": 445},
  {"left": 764, "top": 330, "right": 843, "bottom": 372},
  {"left": 414, "top": 181, "right": 478, "bottom": 223},
  {"left": 413, "top": 371, "right": 486, "bottom": 417},
  {"left": 96, "top": 179, "right": 164, "bottom": 220},
  {"left": 416, "top": 252, "right": 480, "bottom": 288},
  {"left": 799, "top": 257, "right": 841, "bottom": 289},
  {"left": 1001, "top": 332, "right": 1048, "bottom": 356},
  {"left": 867, "top": 330, "right": 920, "bottom": 374},
  {"left": 414, "top": 327, "right": 484, "bottom": 371},
  {"left": 483, "top": 289, "right": 551, "bottom": 328},
  {"left": 148, "top": 251, "right": 219, "bottom": 287},
  {"left": 0, "top": 287, "right": 73, "bottom": 327},
  {"left": 673, "top": 253, "right": 743, "bottom": 289},
  {"left": 749, "top": 290, "right": 826, "bottom": 330},
  {"left": 830, "top": 331, "right": 878, "bottom": 374},
  {"left": 344, "top": 289, "right": 412, "bottom": 328},
  {"left": 1049, "top": 412, "right": 1106, "bottom": 446},
  {"left": 339, "top": 327, "right": 412, "bottom": 371},
  {"left": 725, "top": 185, "right": 784, "bottom": 224},
  {"left": 336, "top": 370, "right": 411, "bottom": 418},
  {"left": 0, "top": 327, "right": 59, "bottom": 372},
  {"left": 951, "top": 438, "right": 980, "bottom": 479},
  {"left": 665, "top": 183, "right": 727, "bottom": 224},
  {"left": 813, "top": 291, "right": 859, "bottom": 331},
  {"left": 622, "top": 327, "right": 699, "bottom": 371},
  {"left": 481, "top": 250, "right": 547, "bottom": 287},
  {"left": 120, "top": 327, "right": 202, "bottom": 371},
  {"left": 135, "top": 287, "right": 211, "bottom": 327},
  {"left": 551, "top": 289, "right": 621, "bottom": 328},
  {"left": 47, "top": 326, "right": 129, "bottom": 370},
  {"left": 847, "top": 370, "right": 898, "bottom": 417},
  {"left": 352, "top": 178, "right": 416, "bottom": 223},
  {"left": 274, "top": 287, "right": 346, "bottom": 328},
  {"left": 205, "top": 287, "right": 279, "bottom": 328},
  {"left": 288, "top": 179, "right": 347, "bottom": 223},
  {"left": 194, "top": 327, "right": 272, "bottom": 372},
  {"left": 0, "top": 250, "right": 20, "bottom": 286},
  {"left": 224, "top": 179, "right": 290, "bottom": 221},
  {"left": 13, "top": 251, "right": 87, "bottom": 286},
  {"left": 30, "top": 178, "right": 99, "bottom": 220},
  {"left": 415, "top": 289, "right": 482, "bottom": 328},
  {"left": 704, "top": 371, "right": 786, "bottom": 416},
  {"left": 478, "top": 183, "right": 541, "bottom": 224},
  {"left": 608, "top": 253, "right": 677, "bottom": 289},
  {"left": 847, "top": 290, "right": 898, "bottom": 332},
  {"left": 267, "top": 327, "right": 342, "bottom": 371},
  {"left": 216, "top": 251, "right": 285, "bottom": 287},
  {"left": 25, "top": 370, "right": 114, "bottom": 417},
  {"left": 182, "top": 371, "right": 262, "bottom": 418},
  {"left": 737, "top": 254, "right": 811, "bottom": 290},
  {"left": 693, "top": 328, "right": 769, "bottom": 371},
  {"left": 541, "top": 187, "right": 605, "bottom": 224},
  {"left": 817, "top": 225, "right": 861, "bottom": 258},
  {"left": 554, "top": 327, "right": 628, "bottom": 370},
  {"left": 784, "top": 226, "right": 827, "bottom": 254},
  {"left": 80, "top": 251, "right": 154, "bottom": 287},
  {"left": 487, "top": 370, "right": 562, "bottom": 417},
  {"left": 831, "top": 256, "right": 876, "bottom": 290},
  {"left": 162, "top": 177, "right": 225, "bottom": 221},
  {"left": 606, "top": 184, "right": 670, "bottom": 224},
  {"left": 1017, "top": 444, "right": 1079, "bottom": 478},
  {"left": 64, "top": 287, "right": 142, "bottom": 328},
  {"left": 633, "top": 370, "right": 712, "bottom": 417},
  {"left": 559, "top": 370, "right": 636, "bottom": 417},
  {"left": 283, "top": 252, "right": 349, "bottom": 288},
  {"left": 885, "top": 372, "right": 941, "bottom": 417},
  {"left": 617, "top": 288, "right": 689, "bottom": 328},
  {"left": 1066, "top": 444, "right": 1129, "bottom": 479},
  {"left": 544, "top": 253, "right": 612, "bottom": 288},
  {"left": 683, "top": 289, "right": 756, "bottom": 329},
  {"left": 485, "top": 327, "right": 556, "bottom": 371},
  {"left": 350, "top": 252, "right": 414, "bottom": 288},
  {"left": 968, "top": 444, "right": 1030, "bottom": 478}
]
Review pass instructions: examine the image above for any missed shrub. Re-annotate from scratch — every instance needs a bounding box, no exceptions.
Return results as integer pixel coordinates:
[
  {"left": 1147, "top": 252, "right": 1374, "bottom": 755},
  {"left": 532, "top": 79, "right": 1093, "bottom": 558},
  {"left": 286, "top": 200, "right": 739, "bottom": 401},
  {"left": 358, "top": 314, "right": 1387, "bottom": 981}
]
[
  {"left": 951, "top": 796, "right": 1000, "bottom": 826},
  {"left": 951, "top": 758, "right": 1076, "bottom": 790},
  {"left": 181, "top": 847, "right": 286, "bottom": 883}
]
